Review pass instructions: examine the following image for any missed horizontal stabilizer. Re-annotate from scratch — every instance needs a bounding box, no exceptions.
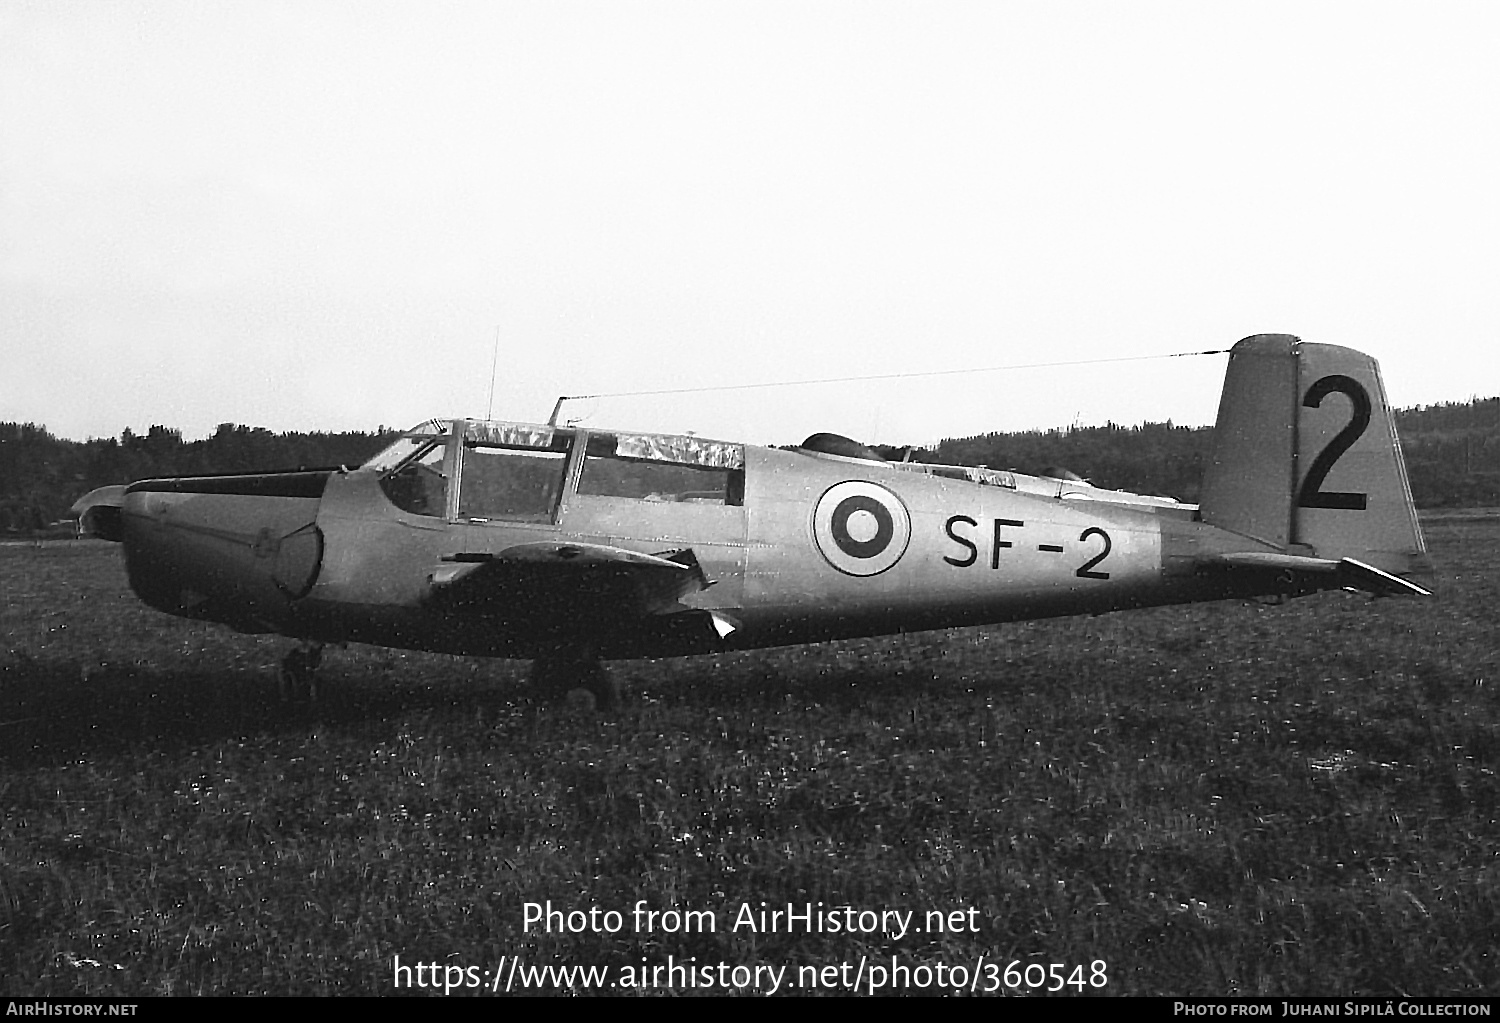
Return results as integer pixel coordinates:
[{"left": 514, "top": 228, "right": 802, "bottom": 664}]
[
  {"left": 1216, "top": 551, "right": 1340, "bottom": 572},
  {"left": 1201, "top": 551, "right": 1433, "bottom": 597},
  {"left": 1339, "top": 557, "right": 1433, "bottom": 597}
]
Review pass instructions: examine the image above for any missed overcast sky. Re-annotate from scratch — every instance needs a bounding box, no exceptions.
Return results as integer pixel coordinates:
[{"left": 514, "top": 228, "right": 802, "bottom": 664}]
[{"left": 4, "top": 1, "right": 1498, "bottom": 447}]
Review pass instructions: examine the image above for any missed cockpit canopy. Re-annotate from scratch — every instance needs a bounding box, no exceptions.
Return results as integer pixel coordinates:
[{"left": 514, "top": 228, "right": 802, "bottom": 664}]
[{"left": 370, "top": 419, "right": 746, "bottom": 521}]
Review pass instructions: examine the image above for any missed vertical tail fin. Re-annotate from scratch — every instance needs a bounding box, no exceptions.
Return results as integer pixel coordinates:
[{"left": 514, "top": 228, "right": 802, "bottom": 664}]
[{"left": 1199, "top": 334, "right": 1429, "bottom": 582}]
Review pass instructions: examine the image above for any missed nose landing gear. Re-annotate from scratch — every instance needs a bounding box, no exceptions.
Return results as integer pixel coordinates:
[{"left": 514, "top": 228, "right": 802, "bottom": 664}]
[{"left": 279, "top": 643, "right": 323, "bottom": 703}]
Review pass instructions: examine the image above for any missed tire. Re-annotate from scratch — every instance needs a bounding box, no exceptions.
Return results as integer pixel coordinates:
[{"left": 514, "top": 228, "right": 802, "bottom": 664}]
[{"left": 529, "top": 652, "right": 619, "bottom": 711}]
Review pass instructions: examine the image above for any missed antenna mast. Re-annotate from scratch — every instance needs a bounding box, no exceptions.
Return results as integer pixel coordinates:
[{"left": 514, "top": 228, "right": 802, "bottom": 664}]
[{"left": 485, "top": 326, "right": 500, "bottom": 421}]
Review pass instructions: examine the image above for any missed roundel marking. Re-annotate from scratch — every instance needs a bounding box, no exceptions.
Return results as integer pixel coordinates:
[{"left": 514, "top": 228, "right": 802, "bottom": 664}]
[{"left": 812, "top": 480, "right": 911, "bottom": 576}]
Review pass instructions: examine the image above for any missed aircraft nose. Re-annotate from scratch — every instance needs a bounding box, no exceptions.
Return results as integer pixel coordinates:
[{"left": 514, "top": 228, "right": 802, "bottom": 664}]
[{"left": 120, "top": 472, "right": 328, "bottom": 626}]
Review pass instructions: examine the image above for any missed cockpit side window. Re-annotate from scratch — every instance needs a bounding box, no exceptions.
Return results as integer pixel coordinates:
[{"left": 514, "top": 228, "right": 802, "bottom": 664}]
[
  {"left": 378, "top": 439, "right": 449, "bottom": 517},
  {"left": 459, "top": 432, "right": 574, "bottom": 523}
]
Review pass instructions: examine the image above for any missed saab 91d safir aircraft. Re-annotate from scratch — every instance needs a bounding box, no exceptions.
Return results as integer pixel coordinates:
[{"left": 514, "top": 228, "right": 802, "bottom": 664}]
[{"left": 73, "top": 334, "right": 1431, "bottom": 706}]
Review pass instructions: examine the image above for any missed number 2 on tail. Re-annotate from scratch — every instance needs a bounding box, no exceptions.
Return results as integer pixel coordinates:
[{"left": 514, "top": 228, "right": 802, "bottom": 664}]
[{"left": 1297, "top": 374, "right": 1370, "bottom": 510}]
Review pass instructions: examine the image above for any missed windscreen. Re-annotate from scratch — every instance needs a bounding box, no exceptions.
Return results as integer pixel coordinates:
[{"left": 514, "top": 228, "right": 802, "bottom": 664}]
[{"left": 361, "top": 420, "right": 448, "bottom": 473}]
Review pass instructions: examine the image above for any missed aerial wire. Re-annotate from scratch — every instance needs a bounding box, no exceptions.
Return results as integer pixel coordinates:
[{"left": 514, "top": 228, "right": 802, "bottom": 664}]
[{"left": 554, "top": 348, "right": 1231, "bottom": 405}]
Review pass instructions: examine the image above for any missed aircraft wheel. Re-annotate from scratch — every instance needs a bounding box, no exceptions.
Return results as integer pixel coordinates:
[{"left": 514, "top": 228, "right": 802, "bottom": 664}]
[
  {"left": 530, "top": 652, "right": 617, "bottom": 711},
  {"left": 579, "top": 661, "right": 620, "bottom": 712}
]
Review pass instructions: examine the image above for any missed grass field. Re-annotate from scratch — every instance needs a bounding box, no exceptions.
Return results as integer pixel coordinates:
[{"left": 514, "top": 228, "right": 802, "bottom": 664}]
[{"left": 1, "top": 520, "right": 1496, "bottom": 996}]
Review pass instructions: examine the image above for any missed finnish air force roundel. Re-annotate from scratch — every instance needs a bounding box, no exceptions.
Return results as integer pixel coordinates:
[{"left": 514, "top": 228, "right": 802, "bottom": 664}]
[{"left": 812, "top": 481, "right": 912, "bottom": 576}]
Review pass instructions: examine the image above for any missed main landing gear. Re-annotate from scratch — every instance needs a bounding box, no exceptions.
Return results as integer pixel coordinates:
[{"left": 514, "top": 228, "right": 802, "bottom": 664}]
[
  {"left": 529, "top": 645, "right": 620, "bottom": 711},
  {"left": 279, "top": 643, "right": 323, "bottom": 703}
]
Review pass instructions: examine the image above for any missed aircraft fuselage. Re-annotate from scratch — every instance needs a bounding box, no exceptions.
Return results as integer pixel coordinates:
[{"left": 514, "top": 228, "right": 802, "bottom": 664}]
[
  {"left": 115, "top": 425, "right": 1336, "bottom": 661},
  {"left": 85, "top": 335, "right": 1431, "bottom": 704}
]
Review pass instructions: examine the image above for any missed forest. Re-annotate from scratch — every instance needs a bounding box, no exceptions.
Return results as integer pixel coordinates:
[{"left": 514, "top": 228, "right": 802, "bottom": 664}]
[
  {"left": 0, "top": 423, "right": 396, "bottom": 533},
  {"left": 3, "top": 397, "right": 1499, "bottom": 532},
  {"left": 916, "top": 396, "right": 1500, "bottom": 508}
]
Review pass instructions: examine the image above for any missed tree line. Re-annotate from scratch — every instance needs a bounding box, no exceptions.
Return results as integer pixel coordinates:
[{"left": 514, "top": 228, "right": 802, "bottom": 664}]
[
  {"left": 0, "top": 422, "right": 396, "bottom": 533},
  {"left": 912, "top": 397, "right": 1500, "bottom": 508},
  {"left": 3, "top": 398, "right": 1499, "bottom": 533}
]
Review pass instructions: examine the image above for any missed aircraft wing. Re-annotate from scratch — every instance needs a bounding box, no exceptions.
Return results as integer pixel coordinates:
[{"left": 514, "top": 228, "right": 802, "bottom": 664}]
[
  {"left": 1198, "top": 551, "right": 1433, "bottom": 598},
  {"left": 424, "top": 542, "right": 737, "bottom": 636}
]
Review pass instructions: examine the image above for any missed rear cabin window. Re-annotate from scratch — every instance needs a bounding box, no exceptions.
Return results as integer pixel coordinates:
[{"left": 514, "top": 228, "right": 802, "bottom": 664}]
[
  {"left": 577, "top": 433, "right": 744, "bottom": 506},
  {"left": 918, "top": 464, "right": 1017, "bottom": 489},
  {"left": 459, "top": 425, "right": 574, "bottom": 522}
]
